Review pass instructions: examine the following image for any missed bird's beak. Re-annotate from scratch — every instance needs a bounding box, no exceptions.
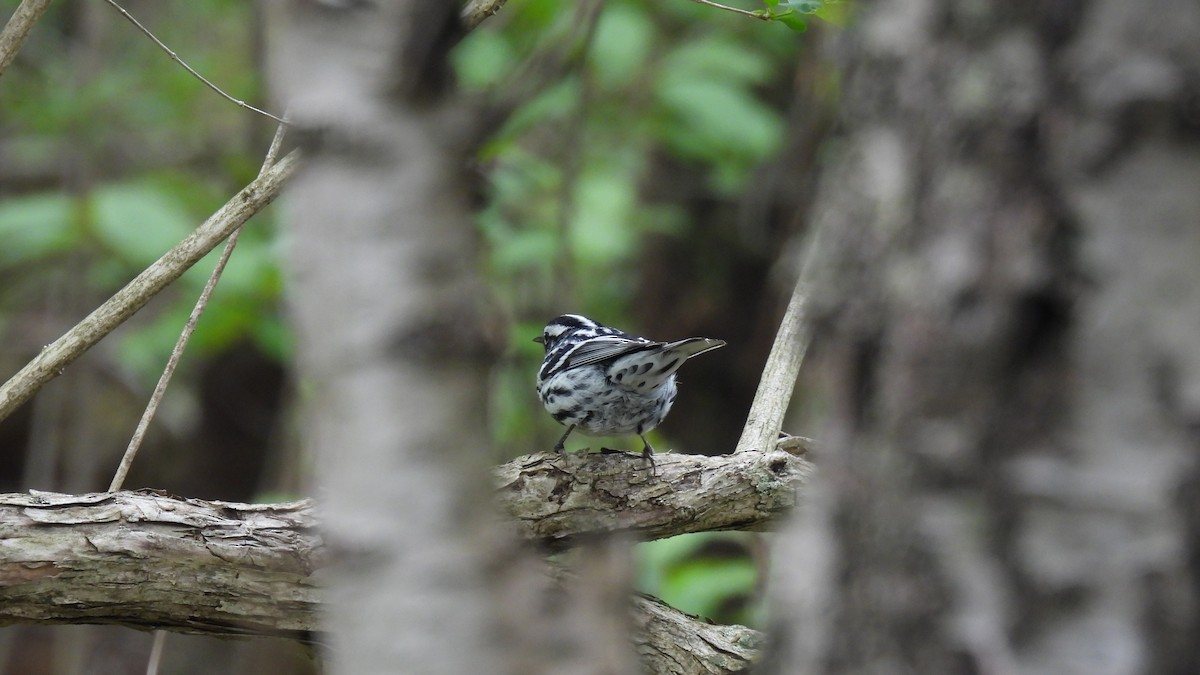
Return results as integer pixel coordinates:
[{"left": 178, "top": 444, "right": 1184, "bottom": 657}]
[{"left": 532, "top": 336, "right": 544, "bottom": 345}]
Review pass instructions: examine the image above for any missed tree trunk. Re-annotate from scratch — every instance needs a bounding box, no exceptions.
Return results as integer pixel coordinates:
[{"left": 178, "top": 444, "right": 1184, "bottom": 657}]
[
  {"left": 765, "top": 0, "right": 1200, "bottom": 673},
  {"left": 267, "top": 3, "right": 504, "bottom": 673}
]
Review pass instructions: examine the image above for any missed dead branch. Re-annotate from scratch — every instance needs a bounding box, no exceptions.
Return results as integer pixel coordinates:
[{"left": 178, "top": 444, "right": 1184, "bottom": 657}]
[
  {"left": 0, "top": 0, "right": 53, "bottom": 77},
  {"left": 0, "top": 489, "right": 321, "bottom": 640},
  {"left": 0, "top": 453, "right": 795, "bottom": 672},
  {"left": 0, "top": 150, "right": 299, "bottom": 423},
  {"left": 634, "top": 593, "right": 761, "bottom": 674},
  {"left": 498, "top": 448, "right": 812, "bottom": 551}
]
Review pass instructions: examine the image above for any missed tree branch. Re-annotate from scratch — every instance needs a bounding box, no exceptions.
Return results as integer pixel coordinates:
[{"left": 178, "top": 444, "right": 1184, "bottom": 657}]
[
  {"left": 0, "top": 450, "right": 807, "bottom": 656},
  {"left": 685, "top": 0, "right": 772, "bottom": 21},
  {"left": 461, "top": 0, "right": 507, "bottom": 30},
  {"left": 0, "top": 0, "right": 53, "bottom": 78},
  {"left": 0, "top": 150, "right": 300, "bottom": 423},
  {"left": 499, "top": 448, "right": 812, "bottom": 551},
  {"left": 0, "top": 489, "right": 322, "bottom": 640},
  {"left": 734, "top": 221, "right": 828, "bottom": 455},
  {"left": 101, "top": 0, "right": 286, "bottom": 124},
  {"left": 634, "top": 593, "right": 761, "bottom": 674}
]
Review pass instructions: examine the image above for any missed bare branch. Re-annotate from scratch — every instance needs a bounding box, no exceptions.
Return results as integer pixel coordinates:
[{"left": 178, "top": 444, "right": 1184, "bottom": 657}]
[
  {"left": 0, "top": 150, "right": 300, "bottom": 423},
  {"left": 0, "top": 450, "right": 794, "bottom": 670},
  {"left": 0, "top": 489, "right": 321, "bottom": 640},
  {"left": 733, "top": 277, "right": 813, "bottom": 454},
  {"left": 734, "top": 223, "right": 827, "bottom": 454},
  {"left": 0, "top": 0, "right": 52, "bottom": 78},
  {"left": 108, "top": 230, "right": 244, "bottom": 492},
  {"left": 109, "top": 121, "right": 291, "bottom": 492},
  {"left": 498, "top": 448, "right": 812, "bottom": 550},
  {"left": 634, "top": 593, "right": 762, "bottom": 674},
  {"left": 461, "top": 0, "right": 508, "bottom": 30},
  {"left": 687, "top": 0, "right": 771, "bottom": 21},
  {"left": 101, "top": 0, "right": 287, "bottom": 124}
]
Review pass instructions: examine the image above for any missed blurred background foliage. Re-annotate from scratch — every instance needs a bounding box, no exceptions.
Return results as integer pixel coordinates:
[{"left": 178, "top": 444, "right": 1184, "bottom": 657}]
[
  {"left": 463, "top": 0, "right": 834, "bottom": 459},
  {"left": 0, "top": 0, "right": 839, "bottom": 670}
]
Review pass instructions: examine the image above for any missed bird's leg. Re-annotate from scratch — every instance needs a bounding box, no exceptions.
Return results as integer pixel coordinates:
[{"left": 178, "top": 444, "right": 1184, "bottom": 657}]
[
  {"left": 639, "top": 434, "right": 657, "bottom": 474},
  {"left": 553, "top": 425, "right": 576, "bottom": 454}
]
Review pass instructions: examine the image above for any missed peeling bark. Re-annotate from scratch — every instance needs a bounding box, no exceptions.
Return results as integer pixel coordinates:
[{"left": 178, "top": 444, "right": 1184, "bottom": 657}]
[
  {"left": 0, "top": 490, "right": 320, "bottom": 639},
  {"left": 499, "top": 449, "right": 812, "bottom": 550},
  {"left": 0, "top": 462, "right": 787, "bottom": 673},
  {"left": 633, "top": 594, "right": 761, "bottom": 675}
]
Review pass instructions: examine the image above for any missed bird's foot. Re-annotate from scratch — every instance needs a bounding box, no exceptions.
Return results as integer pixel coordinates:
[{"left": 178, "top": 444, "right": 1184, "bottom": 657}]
[
  {"left": 552, "top": 425, "right": 576, "bottom": 456},
  {"left": 635, "top": 435, "right": 659, "bottom": 475},
  {"left": 641, "top": 446, "right": 657, "bottom": 475}
]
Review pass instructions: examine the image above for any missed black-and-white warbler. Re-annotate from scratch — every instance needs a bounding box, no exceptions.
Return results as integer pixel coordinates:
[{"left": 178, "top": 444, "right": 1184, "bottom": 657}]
[{"left": 534, "top": 314, "right": 725, "bottom": 468}]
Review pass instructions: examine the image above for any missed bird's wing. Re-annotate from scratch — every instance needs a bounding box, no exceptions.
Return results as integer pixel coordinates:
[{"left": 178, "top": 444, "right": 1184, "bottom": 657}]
[
  {"left": 559, "top": 335, "right": 659, "bottom": 371},
  {"left": 606, "top": 337, "right": 727, "bottom": 394}
]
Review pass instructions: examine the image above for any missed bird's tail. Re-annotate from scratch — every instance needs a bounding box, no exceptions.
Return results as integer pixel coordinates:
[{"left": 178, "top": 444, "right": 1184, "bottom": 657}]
[{"left": 664, "top": 337, "right": 726, "bottom": 360}]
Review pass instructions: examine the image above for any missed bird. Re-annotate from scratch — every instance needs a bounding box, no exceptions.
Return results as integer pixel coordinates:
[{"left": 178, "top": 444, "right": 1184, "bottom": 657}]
[{"left": 534, "top": 313, "right": 725, "bottom": 470}]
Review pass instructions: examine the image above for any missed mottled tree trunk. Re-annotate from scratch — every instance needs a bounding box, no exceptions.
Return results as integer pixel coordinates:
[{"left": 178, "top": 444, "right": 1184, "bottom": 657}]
[
  {"left": 267, "top": 2, "right": 503, "bottom": 673},
  {"left": 264, "top": 2, "right": 656, "bottom": 673},
  {"left": 766, "top": 0, "right": 1200, "bottom": 673}
]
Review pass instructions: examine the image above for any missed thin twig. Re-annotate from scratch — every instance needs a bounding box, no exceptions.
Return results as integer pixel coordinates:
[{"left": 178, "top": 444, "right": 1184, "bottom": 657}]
[
  {"left": 145, "top": 630, "right": 167, "bottom": 675},
  {"left": 258, "top": 114, "right": 290, "bottom": 173},
  {"left": 0, "top": 0, "right": 54, "bottom": 78},
  {"left": 108, "top": 122, "right": 289, "bottom": 492},
  {"left": 0, "top": 149, "right": 299, "bottom": 424},
  {"left": 686, "top": 0, "right": 771, "bottom": 21},
  {"left": 733, "top": 222, "right": 826, "bottom": 453},
  {"left": 107, "top": 230, "right": 244, "bottom": 491},
  {"left": 461, "top": 0, "right": 508, "bottom": 29},
  {"left": 101, "top": 0, "right": 287, "bottom": 125}
]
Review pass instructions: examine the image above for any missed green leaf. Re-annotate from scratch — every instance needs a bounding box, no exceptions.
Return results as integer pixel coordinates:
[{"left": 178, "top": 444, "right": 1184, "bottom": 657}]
[
  {"left": 782, "top": 0, "right": 824, "bottom": 12},
  {"left": 660, "top": 37, "right": 775, "bottom": 86},
  {"left": 508, "top": 0, "right": 568, "bottom": 30},
  {"left": 452, "top": 29, "right": 518, "bottom": 90},
  {"left": 776, "top": 11, "right": 810, "bottom": 31},
  {"left": 91, "top": 182, "right": 195, "bottom": 266},
  {"left": 589, "top": 3, "right": 655, "bottom": 90},
  {"left": 495, "top": 80, "right": 580, "bottom": 143},
  {"left": 663, "top": 558, "right": 758, "bottom": 621},
  {"left": 569, "top": 169, "right": 637, "bottom": 265},
  {"left": 815, "top": 0, "right": 852, "bottom": 26},
  {"left": 252, "top": 314, "right": 293, "bottom": 363},
  {"left": 653, "top": 36, "right": 784, "bottom": 187},
  {"left": 115, "top": 303, "right": 193, "bottom": 383},
  {"left": 655, "top": 77, "right": 784, "bottom": 167},
  {"left": 0, "top": 192, "right": 74, "bottom": 264},
  {"left": 636, "top": 533, "right": 761, "bottom": 625},
  {"left": 492, "top": 227, "right": 559, "bottom": 272}
]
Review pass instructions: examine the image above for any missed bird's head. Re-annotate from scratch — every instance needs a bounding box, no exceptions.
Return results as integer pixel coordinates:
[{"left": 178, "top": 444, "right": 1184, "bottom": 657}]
[{"left": 533, "top": 313, "right": 601, "bottom": 351}]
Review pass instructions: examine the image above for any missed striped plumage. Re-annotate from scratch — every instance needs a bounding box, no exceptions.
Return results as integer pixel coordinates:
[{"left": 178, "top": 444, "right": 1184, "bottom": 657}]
[{"left": 534, "top": 314, "right": 725, "bottom": 468}]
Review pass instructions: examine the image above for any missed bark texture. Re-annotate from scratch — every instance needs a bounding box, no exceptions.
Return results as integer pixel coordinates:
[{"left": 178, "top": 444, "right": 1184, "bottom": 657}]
[
  {"left": 0, "top": 485, "right": 775, "bottom": 673},
  {"left": 500, "top": 448, "right": 811, "bottom": 550},
  {"left": 0, "top": 490, "right": 320, "bottom": 639},
  {"left": 765, "top": 1, "right": 1200, "bottom": 674},
  {"left": 0, "top": 0, "right": 54, "bottom": 77},
  {"left": 633, "top": 593, "right": 761, "bottom": 674},
  {"left": 268, "top": 2, "right": 503, "bottom": 672}
]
